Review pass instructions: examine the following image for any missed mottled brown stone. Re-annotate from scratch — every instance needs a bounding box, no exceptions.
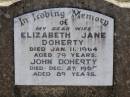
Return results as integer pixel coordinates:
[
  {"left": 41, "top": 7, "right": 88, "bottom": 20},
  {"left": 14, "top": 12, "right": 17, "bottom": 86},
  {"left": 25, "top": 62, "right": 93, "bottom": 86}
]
[{"left": 0, "top": 0, "right": 130, "bottom": 97}]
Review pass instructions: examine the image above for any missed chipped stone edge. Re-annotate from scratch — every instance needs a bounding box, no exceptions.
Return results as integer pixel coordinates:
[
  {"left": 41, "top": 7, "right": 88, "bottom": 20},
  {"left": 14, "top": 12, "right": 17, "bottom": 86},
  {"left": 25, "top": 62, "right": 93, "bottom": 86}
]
[
  {"left": 105, "top": 0, "right": 130, "bottom": 8},
  {"left": 0, "top": 0, "right": 20, "bottom": 7}
]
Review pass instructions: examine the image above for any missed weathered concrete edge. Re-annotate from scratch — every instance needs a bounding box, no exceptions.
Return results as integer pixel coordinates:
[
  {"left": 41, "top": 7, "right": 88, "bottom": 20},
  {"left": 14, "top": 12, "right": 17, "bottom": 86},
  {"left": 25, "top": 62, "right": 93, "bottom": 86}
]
[
  {"left": 0, "top": 0, "right": 20, "bottom": 7},
  {"left": 1, "top": 0, "right": 130, "bottom": 8},
  {"left": 105, "top": 0, "right": 130, "bottom": 8}
]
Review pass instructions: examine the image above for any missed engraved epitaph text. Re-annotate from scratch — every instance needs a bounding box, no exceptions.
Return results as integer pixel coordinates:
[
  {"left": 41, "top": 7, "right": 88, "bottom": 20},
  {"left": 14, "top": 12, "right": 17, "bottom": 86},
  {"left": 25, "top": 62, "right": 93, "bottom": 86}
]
[{"left": 14, "top": 8, "right": 114, "bottom": 85}]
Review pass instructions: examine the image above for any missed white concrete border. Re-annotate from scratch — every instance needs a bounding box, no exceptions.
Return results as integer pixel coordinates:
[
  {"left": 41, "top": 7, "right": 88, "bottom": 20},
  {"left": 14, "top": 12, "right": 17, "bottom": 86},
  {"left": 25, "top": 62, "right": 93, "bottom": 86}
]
[
  {"left": 105, "top": 0, "right": 130, "bottom": 8},
  {"left": 0, "top": 0, "right": 20, "bottom": 7}
]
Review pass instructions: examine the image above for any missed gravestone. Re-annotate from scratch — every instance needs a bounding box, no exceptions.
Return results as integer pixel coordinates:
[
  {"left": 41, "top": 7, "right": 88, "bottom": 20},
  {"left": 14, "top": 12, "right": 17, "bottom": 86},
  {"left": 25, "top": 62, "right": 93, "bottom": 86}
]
[{"left": 0, "top": 0, "right": 130, "bottom": 97}]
